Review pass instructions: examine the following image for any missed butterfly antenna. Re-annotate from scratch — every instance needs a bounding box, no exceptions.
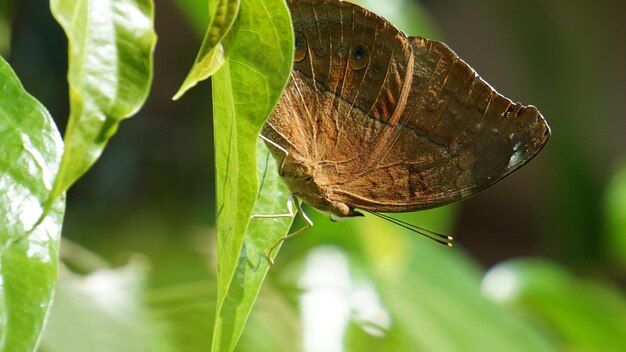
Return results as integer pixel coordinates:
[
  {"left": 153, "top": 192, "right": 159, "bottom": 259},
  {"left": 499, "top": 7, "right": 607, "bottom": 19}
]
[{"left": 366, "top": 211, "right": 453, "bottom": 247}]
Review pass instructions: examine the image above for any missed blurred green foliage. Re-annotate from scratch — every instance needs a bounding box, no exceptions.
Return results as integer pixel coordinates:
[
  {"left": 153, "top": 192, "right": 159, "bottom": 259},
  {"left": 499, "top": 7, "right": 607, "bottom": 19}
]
[
  {"left": 482, "top": 259, "right": 626, "bottom": 351},
  {"left": 0, "top": 0, "right": 13, "bottom": 56},
  {"left": 605, "top": 162, "right": 626, "bottom": 269},
  {"left": 2, "top": 0, "right": 626, "bottom": 351}
]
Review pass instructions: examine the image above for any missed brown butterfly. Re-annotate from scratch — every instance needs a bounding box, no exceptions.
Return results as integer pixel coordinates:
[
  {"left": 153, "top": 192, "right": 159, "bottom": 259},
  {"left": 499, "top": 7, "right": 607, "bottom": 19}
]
[{"left": 260, "top": 0, "right": 550, "bottom": 251}]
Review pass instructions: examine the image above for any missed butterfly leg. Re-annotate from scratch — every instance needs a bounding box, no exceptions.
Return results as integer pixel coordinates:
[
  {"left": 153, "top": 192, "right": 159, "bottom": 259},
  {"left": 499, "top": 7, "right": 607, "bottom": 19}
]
[
  {"left": 266, "top": 199, "right": 313, "bottom": 265},
  {"left": 259, "top": 134, "right": 287, "bottom": 176},
  {"left": 251, "top": 193, "right": 296, "bottom": 219}
]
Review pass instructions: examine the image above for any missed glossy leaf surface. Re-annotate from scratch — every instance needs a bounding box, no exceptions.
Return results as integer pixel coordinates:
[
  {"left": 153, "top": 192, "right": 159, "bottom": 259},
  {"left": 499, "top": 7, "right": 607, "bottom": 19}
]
[
  {"left": 48, "top": 0, "right": 156, "bottom": 205},
  {"left": 209, "top": 0, "right": 294, "bottom": 349},
  {"left": 0, "top": 56, "right": 65, "bottom": 352},
  {"left": 174, "top": 0, "right": 241, "bottom": 99}
]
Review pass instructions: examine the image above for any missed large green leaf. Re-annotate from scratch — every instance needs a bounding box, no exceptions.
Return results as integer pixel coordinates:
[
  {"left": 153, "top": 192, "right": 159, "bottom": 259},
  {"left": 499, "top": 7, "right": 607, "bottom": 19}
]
[
  {"left": 47, "top": 0, "right": 156, "bottom": 206},
  {"left": 0, "top": 56, "right": 65, "bottom": 352},
  {"left": 210, "top": 0, "right": 293, "bottom": 350},
  {"left": 173, "top": 0, "right": 241, "bottom": 99},
  {"left": 210, "top": 140, "right": 295, "bottom": 351}
]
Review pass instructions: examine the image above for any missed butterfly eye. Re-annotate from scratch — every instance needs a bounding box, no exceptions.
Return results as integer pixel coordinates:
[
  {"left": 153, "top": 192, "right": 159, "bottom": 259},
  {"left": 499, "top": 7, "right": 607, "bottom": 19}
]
[
  {"left": 294, "top": 31, "right": 307, "bottom": 62},
  {"left": 349, "top": 43, "right": 370, "bottom": 70}
]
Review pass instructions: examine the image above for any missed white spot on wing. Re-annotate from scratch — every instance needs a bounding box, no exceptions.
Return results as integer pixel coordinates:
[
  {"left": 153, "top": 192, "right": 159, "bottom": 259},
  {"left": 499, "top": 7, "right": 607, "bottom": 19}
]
[{"left": 508, "top": 142, "right": 525, "bottom": 168}]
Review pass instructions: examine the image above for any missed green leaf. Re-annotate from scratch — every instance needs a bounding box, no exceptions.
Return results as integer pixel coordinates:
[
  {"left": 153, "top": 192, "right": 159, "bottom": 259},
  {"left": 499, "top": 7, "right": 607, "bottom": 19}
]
[
  {"left": 48, "top": 0, "right": 156, "bottom": 204},
  {"left": 482, "top": 259, "right": 626, "bottom": 350},
  {"left": 0, "top": 56, "right": 65, "bottom": 352},
  {"left": 604, "top": 162, "right": 626, "bottom": 268},
  {"left": 40, "top": 260, "right": 174, "bottom": 352},
  {"left": 210, "top": 0, "right": 293, "bottom": 350},
  {"left": 173, "top": 0, "right": 241, "bottom": 100},
  {"left": 211, "top": 139, "right": 295, "bottom": 350}
]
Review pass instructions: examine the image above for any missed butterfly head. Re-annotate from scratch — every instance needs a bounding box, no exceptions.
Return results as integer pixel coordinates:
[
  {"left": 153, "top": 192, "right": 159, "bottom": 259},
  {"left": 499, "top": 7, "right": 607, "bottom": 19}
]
[{"left": 279, "top": 160, "right": 360, "bottom": 218}]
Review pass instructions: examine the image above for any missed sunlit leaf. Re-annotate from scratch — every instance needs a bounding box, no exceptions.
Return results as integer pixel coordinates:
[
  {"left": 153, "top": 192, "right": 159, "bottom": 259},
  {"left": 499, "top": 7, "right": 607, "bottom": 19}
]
[
  {"left": 211, "top": 140, "right": 296, "bottom": 350},
  {"left": 209, "top": 0, "right": 293, "bottom": 350},
  {"left": 173, "top": 0, "right": 241, "bottom": 100},
  {"left": 0, "top": 56, "right": 65, "bottom": 352},
  {"left": 48, "top": 0, "right": 156, "bottom": 206},
  {"left": 482, "top": 259, "right": 626, "bottom": 350}
]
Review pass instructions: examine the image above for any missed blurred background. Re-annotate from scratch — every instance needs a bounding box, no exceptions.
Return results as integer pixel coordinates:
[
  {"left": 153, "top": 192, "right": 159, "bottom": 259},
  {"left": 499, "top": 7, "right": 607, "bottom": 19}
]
[{"left": 3, "top": 0, "right": 626, "bottom": 351}]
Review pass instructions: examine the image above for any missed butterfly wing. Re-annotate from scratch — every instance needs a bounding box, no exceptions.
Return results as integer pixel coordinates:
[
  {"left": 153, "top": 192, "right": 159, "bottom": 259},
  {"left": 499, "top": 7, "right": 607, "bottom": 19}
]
[
  {"left": 263, "top": 0, "right": 414, "bottom": 175},
  {"left": 264, "top": 0, "right": 550, "bottom": 214},
  {"left": 332, "top": 37, "right": 550, "bottom": 211}
]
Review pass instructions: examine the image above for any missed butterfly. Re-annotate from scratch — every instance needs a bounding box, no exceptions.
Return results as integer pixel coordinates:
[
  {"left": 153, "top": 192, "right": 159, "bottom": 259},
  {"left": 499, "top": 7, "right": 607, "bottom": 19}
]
[{"left": 260, "top": 0, "right": 550, "bottom": 253}]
